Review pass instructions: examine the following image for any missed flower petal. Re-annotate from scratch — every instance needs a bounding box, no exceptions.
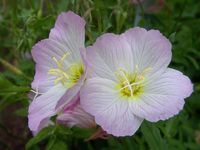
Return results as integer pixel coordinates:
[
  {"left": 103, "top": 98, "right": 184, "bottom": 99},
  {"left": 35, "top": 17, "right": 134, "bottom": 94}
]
[
  {"left": 57, "top": 97, "right": 95, "bottom": 128},
  {"left": 95, "top": 107, "right": 143, "bottom": 137},
  {"left": 85, "top": 33, "right": 133, "bottom": 81},
  {"left": 49, "top": 11, "right": 85, "bottom": 61},
  {"left": 80, "top": 77, "right": 143, "bottom": 136},
  {"left": 129, "top": 68, "right": 193, "bottom": 122},
  {"left": 28, "top": 84, "right": 66, "bottom": 133},
  {"left": 32, "top": 39, "right": 73, "bottom": 92},
  {"left": 32, "top": 118, "right": 52, "bottom": 135},
  {"left": 55, "top": 74, "right": 85, "bottom": 110},
  {"left": 122, "top": 27, "right": 172, "bottom": 76},
  {"left": 80, "top": 78, "right": 117, "bottom": 115},
  {"left": 145, "top": 68, "right": 193, "bottom": 98}
]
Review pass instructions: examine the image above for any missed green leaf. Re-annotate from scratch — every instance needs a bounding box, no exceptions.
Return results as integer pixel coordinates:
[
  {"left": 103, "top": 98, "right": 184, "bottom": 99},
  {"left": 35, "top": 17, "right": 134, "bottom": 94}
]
[
  {"left": 52, "top": 140, "right": 68, "bottom": 150},
  {"left": 14, "top": 107, "right": 28, "bottom": 117},
  {"left": 0, "top": 73, "right": 13, "bottom": 90},
  {"left": 186, "top": 55, "right": 200, "bottom": 70},
  {"left": 72, "top": 127, "right": 96, "bottom": 139},
  {"left": 46, "top": 140, "right": 68, "bottom": 150},
  {"left": 141, "top": 121, "right": 168, "bottom": 150},
  {"left": 0, "top": 94, "right": 20, "bottom": 111},
  {"left": 169, "top": 32, "right": 176, "bottom": 43},
  {"left": 56, "top": 124, "right": 73, "bottom": 136},
  {"left": 45, "top": 136, "right": 57, "bottom": 150},
  {"left": 26, "top": 126, "right": 54, "bottom": 150},
  {"left": 0, "top": 73, "right": 30, "bottom": 95},
  {"left": 185, "top": 142, "right": 200, "bottom": 150},
  {"left": 168, "top": 139, "right": 186, "bottom": 150}
]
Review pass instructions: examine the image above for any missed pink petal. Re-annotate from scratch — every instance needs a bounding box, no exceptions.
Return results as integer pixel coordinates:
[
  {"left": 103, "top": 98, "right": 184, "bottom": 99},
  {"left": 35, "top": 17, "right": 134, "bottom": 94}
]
[
  {"left": 28, "top": 84, "right": 66, "bottom": 133},
  {"left": 49, "top": 11, "right": 85, "bottom": 61},
  {"left": 80, "top": 77, "right": 143, "bottom": 136},
  {"left": 32, "top": 39, "right": 73, "bottom": 92},
  {"left": 122, "top": 27, "right": 172, "bottom": 77},
  {"left": 129, "top": 68, "right": 193, "bottom": 122},
  {"left": 57, "top": 97, "right": 95, "bottom": 128},
  {"left": 55, "top": 74, "right": 85, "bottom": 111},
  {"left": 32, "top": 118, "right": 52, "bottom": 135},
  {"left": 95, "top": 107, "right": 143, "bottom": 137},
  {"left": 85, "top": 33, "right": 133, "bottom": 81}
]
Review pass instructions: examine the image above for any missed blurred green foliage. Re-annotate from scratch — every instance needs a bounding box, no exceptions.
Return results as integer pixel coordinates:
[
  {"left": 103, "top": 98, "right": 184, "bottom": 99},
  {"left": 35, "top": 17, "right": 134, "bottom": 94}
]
[{"left": 0, "top": 0, "right": 200, "bottom": 149}]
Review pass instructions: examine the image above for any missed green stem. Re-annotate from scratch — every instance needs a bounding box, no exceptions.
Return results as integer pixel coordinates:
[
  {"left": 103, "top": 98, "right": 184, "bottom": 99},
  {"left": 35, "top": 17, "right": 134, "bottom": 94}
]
[
  {"left": 0, "top": 58, "right": 23, "bottom": 75},
  {"left": 134, "top": 0, "right": 145, "bottom": 27},
  {"left": 0, "top": 58, "right": 32, "bottom": 81}
]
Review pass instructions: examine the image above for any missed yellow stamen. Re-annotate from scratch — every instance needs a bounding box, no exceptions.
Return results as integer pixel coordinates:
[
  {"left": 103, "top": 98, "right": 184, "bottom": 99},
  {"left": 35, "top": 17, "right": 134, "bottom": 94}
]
[
  {"left": 48, "top": 52, "right": 84, "bottom": 87},
  {"left": 116, "top": 65, "right": 152, "bottom": 99},
  {"left": 48, "top": 53, "right": 70, "bottom": 86}
]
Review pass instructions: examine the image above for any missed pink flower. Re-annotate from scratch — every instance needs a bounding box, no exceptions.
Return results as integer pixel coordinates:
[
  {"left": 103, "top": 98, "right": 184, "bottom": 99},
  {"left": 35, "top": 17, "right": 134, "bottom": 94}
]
[
  {"left": 80, "top": 27, "right": 193, "bottom": 137},
  {"left": 28, "top": 11, "right": 94, "bottom": 134},
  {"left": 57, "top": 96, "right": 96, "bottom": 128}
]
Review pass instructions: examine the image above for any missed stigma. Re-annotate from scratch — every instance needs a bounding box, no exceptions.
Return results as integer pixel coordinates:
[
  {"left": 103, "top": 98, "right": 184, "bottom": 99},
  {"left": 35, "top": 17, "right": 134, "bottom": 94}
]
[{"left": 115, "top": 65, "right": 152, "bottom": 98}]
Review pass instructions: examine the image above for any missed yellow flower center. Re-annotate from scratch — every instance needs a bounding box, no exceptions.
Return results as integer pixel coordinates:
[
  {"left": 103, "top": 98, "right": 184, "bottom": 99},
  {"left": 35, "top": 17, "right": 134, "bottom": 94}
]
[
  {"left": 48, "top": 53, "right": 84, "bottom": 88},
  {"left": 116, "top": 65, "right": 152, "bottom": 99}
]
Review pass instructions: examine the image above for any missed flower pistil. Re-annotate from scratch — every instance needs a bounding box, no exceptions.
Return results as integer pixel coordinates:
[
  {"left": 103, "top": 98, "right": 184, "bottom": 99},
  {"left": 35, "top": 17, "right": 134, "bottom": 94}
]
[
  {"left": 48, "top": 53, "right": 84, "bottom": 87},
  {"left": 116, "top": 65, "right": 152, "bottom": 99}
]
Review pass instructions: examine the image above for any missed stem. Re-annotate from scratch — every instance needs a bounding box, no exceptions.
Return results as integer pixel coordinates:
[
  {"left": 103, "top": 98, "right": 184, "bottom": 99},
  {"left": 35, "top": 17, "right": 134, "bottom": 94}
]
[
  {"left": 0, "top": 58, "right": 23, "bottom": 75},
  {"left": 134, "top": 0, "right": 145, "bottom": 26},
  {"left": 0, "top": 58, "right": 32, "bottom": 81}
]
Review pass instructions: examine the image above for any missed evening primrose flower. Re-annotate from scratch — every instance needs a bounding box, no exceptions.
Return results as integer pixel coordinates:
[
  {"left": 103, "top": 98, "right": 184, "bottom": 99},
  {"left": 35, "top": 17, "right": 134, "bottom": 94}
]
[
  {"left": 80, "top": 27, "right": 193, "bottom": 137},
  {"left": 28, "top": 11, "right": 94, "bottom": 133},
  {"left": 57, "top": 96, "right": 96, "bottom": 128}
]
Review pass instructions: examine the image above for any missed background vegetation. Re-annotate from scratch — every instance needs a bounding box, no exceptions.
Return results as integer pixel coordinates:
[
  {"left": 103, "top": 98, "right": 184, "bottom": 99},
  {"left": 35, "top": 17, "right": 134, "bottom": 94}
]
[{"left": 0, "top": 0, "right": 200, "bottom": 149}]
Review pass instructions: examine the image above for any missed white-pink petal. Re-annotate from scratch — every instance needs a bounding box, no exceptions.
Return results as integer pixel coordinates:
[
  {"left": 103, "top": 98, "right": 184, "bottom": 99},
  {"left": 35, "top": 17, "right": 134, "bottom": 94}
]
[
  {"left": 55, "top": 75, "right": 85, "bottom": 111},
  {"left": 80, "top": 77, "right": 143, "bottom": 136},
  {"left": 85, "top": 33, "right": 133, "bottom": 81},
  {"left": 28, "top": 84, "right": 66, "bottom": 133},
  {"left": 129, "top": 68, "right": 193, "bottom": 122},
  {"left": 122, "top": 27, "right": 172, "bottom": 77},
  {"left": 49, "top": 11, "right": 85, "bottom": 61},
  {"left": 57, "top": 98, "right": 95, "bottom": 128},
  {"left": 31, "top": 39, "right": 73, "bottom": 92}
]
